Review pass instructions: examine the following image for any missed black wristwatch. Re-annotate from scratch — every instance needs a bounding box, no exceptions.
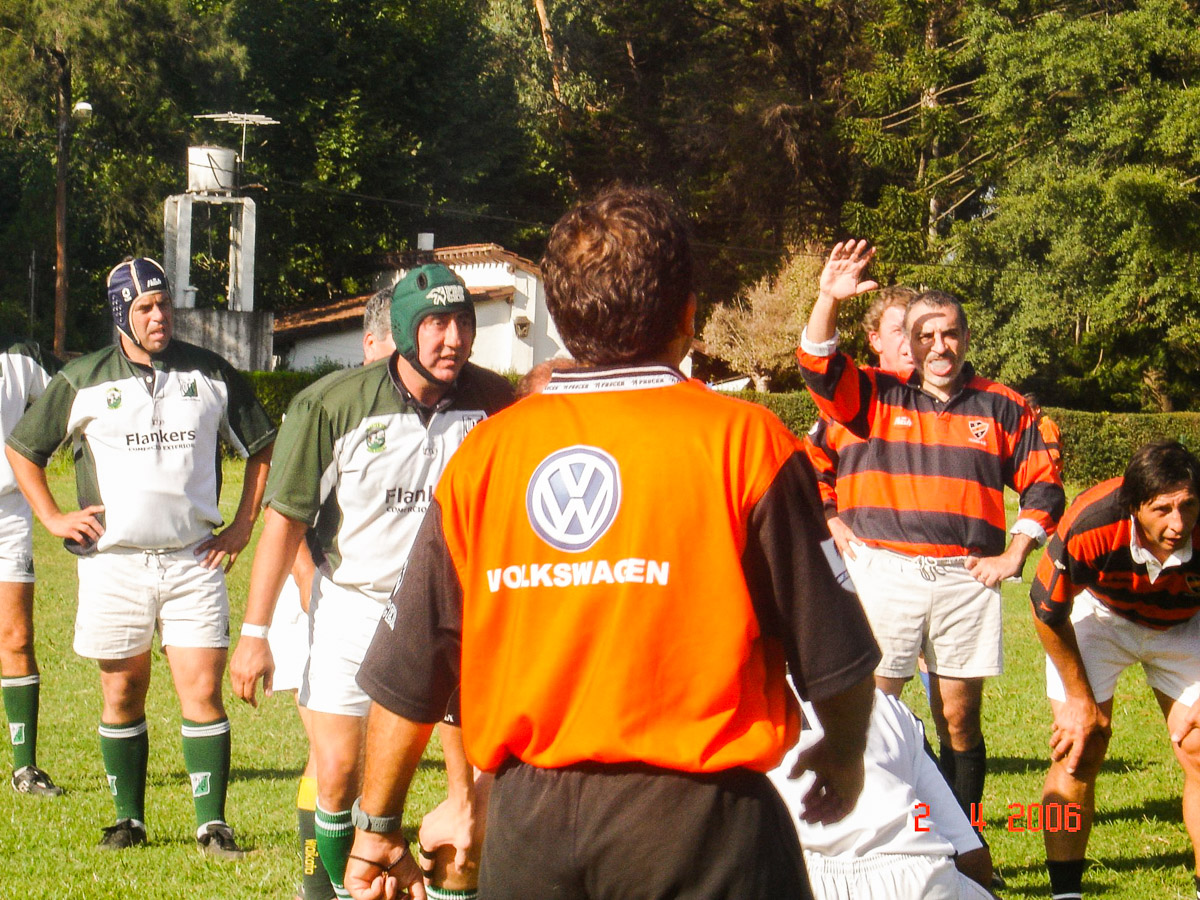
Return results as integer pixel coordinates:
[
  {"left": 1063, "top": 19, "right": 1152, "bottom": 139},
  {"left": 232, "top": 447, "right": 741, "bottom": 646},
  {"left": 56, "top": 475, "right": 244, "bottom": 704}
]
[{"left": 350, "top": 797, "right": 403, "bottom": 834}]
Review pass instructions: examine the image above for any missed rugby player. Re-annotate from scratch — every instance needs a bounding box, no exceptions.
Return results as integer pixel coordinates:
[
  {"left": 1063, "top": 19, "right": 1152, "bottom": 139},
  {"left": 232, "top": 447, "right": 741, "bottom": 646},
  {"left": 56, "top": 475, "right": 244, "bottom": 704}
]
[
  {"left": 0, "top": 338, "right": 60, "bottom": 797},
  {"left": 797, "top": 240, "right": 1065, "bottom": 820},
  {"left": 230, "top": 264, "right": 513, "bottom": 900},
  {"left": 1031, "top": 440, "right": 1200, "bottom": 900},
  {"left": 6, "top": 257, "right": 275, "bottom": 855},
  {"left": 344, "top": 185, "right": 880, "bottom": 900},
  {"left": 268, "top": 288, "right": 397, "bottom": 900}
]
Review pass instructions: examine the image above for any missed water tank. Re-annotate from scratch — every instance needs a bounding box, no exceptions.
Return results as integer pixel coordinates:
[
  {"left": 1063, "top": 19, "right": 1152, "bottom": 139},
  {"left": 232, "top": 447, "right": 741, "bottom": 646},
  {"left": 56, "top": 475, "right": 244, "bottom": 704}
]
[{"left": 187, "top": 146, "right": 238, "bottom": 193}]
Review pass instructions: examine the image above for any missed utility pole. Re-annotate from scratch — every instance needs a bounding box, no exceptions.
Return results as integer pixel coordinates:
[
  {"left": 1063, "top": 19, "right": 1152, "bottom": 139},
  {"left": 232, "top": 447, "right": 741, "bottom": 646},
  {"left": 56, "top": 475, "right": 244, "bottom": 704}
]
[{"left": 53, "top": 50, "right": 71, "bottom": 358}]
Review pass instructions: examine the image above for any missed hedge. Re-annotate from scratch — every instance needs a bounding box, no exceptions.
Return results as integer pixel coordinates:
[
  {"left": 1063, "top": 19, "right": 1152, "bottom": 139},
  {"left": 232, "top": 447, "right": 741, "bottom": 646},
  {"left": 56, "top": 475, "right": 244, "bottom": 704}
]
[
  {"left": 246, "top": 370, "right": 323, "bottom": 425},
  {"left": 729, "top": 391, "right": 1200, "bottom": 486},
  {"left": 245, "top": 375, "right": 1200, "bottom": 486}
]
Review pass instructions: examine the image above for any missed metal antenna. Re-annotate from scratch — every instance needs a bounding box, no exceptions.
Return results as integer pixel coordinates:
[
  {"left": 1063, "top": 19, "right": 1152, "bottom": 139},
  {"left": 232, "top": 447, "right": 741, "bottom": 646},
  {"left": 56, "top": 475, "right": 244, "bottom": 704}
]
[{"left": 194, "top": 112, "right": 280, "bottom": 161}]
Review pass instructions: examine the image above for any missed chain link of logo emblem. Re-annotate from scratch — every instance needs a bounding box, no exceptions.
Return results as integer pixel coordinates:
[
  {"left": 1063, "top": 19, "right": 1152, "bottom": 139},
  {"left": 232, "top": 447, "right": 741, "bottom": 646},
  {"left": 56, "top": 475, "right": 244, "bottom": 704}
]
[{"left": 526, "top": 446, "right": 621, "bottom": 552}]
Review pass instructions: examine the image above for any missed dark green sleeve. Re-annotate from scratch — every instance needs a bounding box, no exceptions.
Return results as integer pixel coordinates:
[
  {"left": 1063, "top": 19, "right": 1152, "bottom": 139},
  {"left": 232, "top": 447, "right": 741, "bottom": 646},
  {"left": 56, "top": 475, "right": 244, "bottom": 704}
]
[
  {"left": 261, "top": 393, "right": 333, "bottom": 526},
  {"left": 6, "top": 372, "right": 76, "bottom": 466},
  {"left": 221, "top": 363, "right": 276, "bottom": 458}
]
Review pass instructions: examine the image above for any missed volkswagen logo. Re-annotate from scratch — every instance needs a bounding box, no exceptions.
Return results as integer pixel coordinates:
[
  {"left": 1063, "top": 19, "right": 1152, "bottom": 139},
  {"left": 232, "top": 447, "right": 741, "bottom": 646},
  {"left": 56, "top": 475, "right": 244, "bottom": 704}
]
[{"left": 526, "top": 446, "right": 621, "bottom": 552}]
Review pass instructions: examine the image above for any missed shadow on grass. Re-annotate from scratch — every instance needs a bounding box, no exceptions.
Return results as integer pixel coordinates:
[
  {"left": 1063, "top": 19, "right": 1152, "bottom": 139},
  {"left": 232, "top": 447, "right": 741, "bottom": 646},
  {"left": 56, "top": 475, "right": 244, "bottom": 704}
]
[
  {"left": 1094, "top": 795, "right": 1183, "bottom": 826},
  {"left": 986, "top": 754, "right": 1149, "bottom": 777},
  {"left": 986, "top": 852, "right": 1193, "bottom": 898}
]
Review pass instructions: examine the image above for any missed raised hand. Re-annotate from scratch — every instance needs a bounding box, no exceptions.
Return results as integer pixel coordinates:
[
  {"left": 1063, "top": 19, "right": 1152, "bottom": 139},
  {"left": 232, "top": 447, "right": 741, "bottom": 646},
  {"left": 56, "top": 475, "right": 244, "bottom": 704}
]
[{"left": 819, "top": 240, "right": 879, "bottom": 304}]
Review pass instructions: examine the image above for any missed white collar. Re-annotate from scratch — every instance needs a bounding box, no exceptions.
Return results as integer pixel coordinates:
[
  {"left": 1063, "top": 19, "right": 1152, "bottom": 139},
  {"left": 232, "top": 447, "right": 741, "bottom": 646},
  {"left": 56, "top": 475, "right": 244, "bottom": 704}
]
[{"left": 1129, "top": 516, "right": 1193, "bottom": 584}]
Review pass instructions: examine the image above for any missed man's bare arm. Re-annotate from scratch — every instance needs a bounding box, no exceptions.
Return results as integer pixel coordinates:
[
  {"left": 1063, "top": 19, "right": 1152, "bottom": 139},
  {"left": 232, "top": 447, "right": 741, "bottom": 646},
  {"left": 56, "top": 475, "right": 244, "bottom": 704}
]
[
  {"left": 196, "top": 443, "right": 273, "bottom": 571},
  {"left": 229, "top": 508, "right": 308, "bottom": 706},
  {"left": 6, "top": 446, "right": 104, "bottom": 544}
]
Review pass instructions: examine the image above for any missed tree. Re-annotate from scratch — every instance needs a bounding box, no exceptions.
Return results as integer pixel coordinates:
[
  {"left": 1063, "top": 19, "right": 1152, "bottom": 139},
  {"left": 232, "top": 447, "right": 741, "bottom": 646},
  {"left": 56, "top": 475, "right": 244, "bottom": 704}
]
[
  {"left": 701, "top": 249, "right": 829, "bottom": 391},
  {"left": 228, "top": 0, "right": 560, "bottom": 309},
  {"left": 0, "top": 0, "right": 244, "bottom": 351},
  {"left": 942, "top": 0, "right": 1200, "bottom": 411}
]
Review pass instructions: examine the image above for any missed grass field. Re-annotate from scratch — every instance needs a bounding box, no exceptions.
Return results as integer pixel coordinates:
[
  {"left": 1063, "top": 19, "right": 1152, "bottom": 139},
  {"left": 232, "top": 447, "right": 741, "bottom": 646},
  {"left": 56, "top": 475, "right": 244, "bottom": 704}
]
[{"left": 0, "top": 462, "right": 1196, "bottom": 897}]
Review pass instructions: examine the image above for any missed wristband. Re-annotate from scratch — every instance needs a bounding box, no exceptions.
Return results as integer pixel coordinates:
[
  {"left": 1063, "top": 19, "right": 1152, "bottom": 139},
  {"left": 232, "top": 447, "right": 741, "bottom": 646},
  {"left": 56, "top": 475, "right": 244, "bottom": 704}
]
[
  {"left": 351, "top": 796, "right": 404, "bottom": 834},
  {"left": 240, "top": 622, "right": 269, "bottom": 639}
]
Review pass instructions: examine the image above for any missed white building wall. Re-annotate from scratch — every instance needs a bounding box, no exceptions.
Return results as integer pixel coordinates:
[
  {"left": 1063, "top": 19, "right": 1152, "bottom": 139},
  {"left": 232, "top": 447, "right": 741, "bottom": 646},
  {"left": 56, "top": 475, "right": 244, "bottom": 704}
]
[{"left": 287, "top": 330, "right": 364, "bottom": 370}]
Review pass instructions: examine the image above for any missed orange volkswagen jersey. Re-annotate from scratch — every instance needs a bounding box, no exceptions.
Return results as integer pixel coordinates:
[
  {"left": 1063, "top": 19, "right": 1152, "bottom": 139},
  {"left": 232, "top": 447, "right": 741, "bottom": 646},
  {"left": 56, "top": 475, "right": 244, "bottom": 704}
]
[{"left": 358, "top": 365, "right": 880, "bottom": 774}]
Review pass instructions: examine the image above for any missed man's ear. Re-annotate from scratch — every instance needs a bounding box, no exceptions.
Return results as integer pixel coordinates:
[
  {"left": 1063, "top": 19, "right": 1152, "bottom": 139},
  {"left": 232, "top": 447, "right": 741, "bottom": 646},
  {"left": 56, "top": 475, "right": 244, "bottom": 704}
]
[{"left": 680, "top": 293, "right": 698, "bottom": 339}]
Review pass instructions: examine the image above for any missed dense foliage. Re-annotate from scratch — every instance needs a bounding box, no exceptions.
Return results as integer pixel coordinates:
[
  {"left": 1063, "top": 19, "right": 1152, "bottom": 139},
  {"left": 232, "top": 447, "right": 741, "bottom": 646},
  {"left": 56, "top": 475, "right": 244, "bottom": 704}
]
[{"left": 2, "top": 0, "right": 1197, "bottom": 409}]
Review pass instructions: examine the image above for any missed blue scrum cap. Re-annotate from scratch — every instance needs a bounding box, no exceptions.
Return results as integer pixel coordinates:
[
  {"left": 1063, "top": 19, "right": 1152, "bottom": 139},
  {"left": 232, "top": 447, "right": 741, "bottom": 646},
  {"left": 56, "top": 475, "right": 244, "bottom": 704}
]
[{"left": 106, "top": 258, "right": 170, "bottom": 347}]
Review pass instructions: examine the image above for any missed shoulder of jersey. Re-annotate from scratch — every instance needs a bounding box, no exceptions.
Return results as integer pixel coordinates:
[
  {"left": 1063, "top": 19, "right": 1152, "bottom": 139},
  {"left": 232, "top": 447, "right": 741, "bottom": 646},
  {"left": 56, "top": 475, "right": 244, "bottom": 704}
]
[
  {"left": 458, "top": 362, "right": 517, "bottom": 403},
  {"left": 58, "top": 344, "right": 125, "bottom": 387},
  {"left": 291, "top": 361, "right": 385, "bottom": 408}
]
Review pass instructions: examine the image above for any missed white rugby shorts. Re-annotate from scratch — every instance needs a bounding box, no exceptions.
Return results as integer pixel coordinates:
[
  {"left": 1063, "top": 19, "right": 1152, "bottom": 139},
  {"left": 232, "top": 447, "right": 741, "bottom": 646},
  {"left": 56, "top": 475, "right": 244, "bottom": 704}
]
[
  {"left": 268, "top": 575, "right": 310, "bottom": 694},
  {"left": 298, "top": 572, "right": 385, "bottom": 717},
  {"left": 0, "top": 492, "right": 34, "bottom": 583},
  {"left": 844, "top": 542, "right": 1003, "bottom": 680},
  {"left": 803, "top": 851, "right": 993, "bottom": 900},
  {"left": 1046, "top": 588, "right": 1200, "bottom": 707},
  {"left": 74, "top": 540, "right": 229, "bottom": 659}
]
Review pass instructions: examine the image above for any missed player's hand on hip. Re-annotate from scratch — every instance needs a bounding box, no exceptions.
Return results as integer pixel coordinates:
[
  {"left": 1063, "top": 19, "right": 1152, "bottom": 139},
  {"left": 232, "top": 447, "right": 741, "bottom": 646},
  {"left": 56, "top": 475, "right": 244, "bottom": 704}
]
[
  {"left": 229, "top": 637, "right": 274, "bottom": 708},
  {"left": 790, "top": 740, "right": 865, "bottom": 825},
  {"left": 826, "top": 516, "right": 859, "bottom": 559},
  {"left": 196, "top": 519, "right": 254, "bottom": 572},
  {"left": 46, "top": 504, "right": 105, "bottom": 544},
  {"left": 819, "top": 240, "right": 879, "bottom": 304},
  {"left": 346, "top": 833, "right": 426, "bottom": 900},
  {"left": 965, "top": 552, "right": 1019, "bottom": 587}
]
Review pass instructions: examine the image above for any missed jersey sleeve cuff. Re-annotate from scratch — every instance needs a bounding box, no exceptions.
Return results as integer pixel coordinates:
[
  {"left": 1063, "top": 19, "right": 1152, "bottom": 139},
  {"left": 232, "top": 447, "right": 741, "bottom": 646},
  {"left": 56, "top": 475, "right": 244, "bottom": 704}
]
[
  {"left": 3, "top": 436, "right": 50, "bottom": 468},
  {"left": 1010, "top": 517, "right": 1048, "bottom": 544},
  {"left": 799, "top": 330, "right": 840, "bottom": 358}
]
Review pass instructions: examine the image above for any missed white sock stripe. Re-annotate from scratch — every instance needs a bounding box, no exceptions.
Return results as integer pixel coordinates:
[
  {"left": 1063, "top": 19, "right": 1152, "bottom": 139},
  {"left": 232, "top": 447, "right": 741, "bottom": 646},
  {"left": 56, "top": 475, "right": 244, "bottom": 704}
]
[
  {"left": 180, "top": 719, "right": 231, "bottom": 738},
  {"left": 314, "top": 807, "right": 354, "bottom": 833},
  {"left": 98, "top": 721, "right": 149, "bottom": 739},
  {"left": 1, "top": 675, "right": 40, "bottom": 688},
  {"left": 1052, "top": 894, "right": 1083, "bottom": 900}
]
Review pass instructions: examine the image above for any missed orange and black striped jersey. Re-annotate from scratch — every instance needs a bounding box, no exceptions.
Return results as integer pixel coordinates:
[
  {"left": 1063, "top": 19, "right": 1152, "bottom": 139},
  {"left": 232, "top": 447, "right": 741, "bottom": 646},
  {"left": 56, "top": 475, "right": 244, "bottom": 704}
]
[
  {"left": 359, "top": 364, "right": 880, "bottom": 775},
  {"left": 1031, "top": 478, "right": 1200, "bottom": 630},
  {"left": 1037, "top": 414, "right": 1064, "bottom": 478},
  {"left": 803, "top": 414, "right": 855, "bottom": 517},
  {"left": 797, "top": 348, "right": 1065, "bottom": 557}
]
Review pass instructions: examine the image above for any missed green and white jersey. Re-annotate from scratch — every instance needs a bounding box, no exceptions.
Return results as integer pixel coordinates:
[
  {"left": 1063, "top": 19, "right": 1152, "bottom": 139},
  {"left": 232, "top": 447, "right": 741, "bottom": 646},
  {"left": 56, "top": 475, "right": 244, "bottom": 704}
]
[
  {"left": 264, "top": 357, "right": 514, "bottom": 603},
  {"left": 7, "top": 339, "right": 275, "bottom": 552},
  {"left": 0, "top": 338, "right": 56, "bottom": 500}
]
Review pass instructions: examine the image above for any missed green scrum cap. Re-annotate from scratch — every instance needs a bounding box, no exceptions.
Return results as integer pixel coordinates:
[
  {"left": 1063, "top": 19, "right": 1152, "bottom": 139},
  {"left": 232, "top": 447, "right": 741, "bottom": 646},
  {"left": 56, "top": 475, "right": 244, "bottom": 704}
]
[{"left": 391, "top": 263, "right": 476, "bottom": 383}]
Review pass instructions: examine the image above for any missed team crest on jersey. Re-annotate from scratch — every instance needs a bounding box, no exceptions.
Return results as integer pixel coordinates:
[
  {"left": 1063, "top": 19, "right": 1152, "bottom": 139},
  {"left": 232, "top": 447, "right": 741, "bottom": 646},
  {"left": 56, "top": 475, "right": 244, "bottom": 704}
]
[
  {"left": 365, "top": 423, "right": 388, "bottom": 453},
  {"left": 106, "top": 387, "right": 122, "bottom": 410},
  {"left": 526, "top": 445, "right": 621, "bottom": 552},
  {"left": 190, "top": 772, "right": 211, "bottom": 797},
  {"left": 10, "top": 723, "right": 24, "bottom": 745},
  {"left": 1185, "top": 573, "right": 1200, "bottom": 595},
  {"left": 180, "top": 378, "right": 198, "bottom": 399},
  {"left": 968, "top": 419, "right": 990, "bottom": 444}
]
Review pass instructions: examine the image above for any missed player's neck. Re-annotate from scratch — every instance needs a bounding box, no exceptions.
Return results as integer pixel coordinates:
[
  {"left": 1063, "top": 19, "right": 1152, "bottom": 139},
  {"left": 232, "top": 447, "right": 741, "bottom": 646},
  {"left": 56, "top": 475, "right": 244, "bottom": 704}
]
[
  {"left": 119, "top": 334, "right": 155, "bottom": 367},
  {"left": 393, "top": 355, "right": 452, "bottom": 408}
]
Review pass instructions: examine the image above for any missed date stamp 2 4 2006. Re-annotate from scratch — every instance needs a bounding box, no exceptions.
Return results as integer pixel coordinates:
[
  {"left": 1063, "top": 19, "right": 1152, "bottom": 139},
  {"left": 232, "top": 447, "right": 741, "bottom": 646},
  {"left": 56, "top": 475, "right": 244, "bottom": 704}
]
[{"left": 913, "top": 802, "right": 1083, "bottom": 833}]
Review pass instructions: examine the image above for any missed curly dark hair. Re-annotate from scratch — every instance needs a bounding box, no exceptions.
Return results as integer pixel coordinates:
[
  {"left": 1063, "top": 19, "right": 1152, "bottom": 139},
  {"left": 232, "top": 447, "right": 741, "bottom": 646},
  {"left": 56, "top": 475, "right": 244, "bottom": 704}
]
[
  {"left": 1119, "top": 440, "right": 1200, "bottom": 514},
  {"left": 541, "top": 185, "right": 693, "bottom": 365}
]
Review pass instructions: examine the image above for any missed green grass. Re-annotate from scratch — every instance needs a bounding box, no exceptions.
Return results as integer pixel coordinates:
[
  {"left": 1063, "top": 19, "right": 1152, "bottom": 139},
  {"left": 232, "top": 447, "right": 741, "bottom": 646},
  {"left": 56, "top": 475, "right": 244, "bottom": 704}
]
[
  {"left": 1, "top": 469, "right": 1196, "bottom": 897},
  {"left": 0, "top": 458, "right": 446, "bottom": 899}
]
